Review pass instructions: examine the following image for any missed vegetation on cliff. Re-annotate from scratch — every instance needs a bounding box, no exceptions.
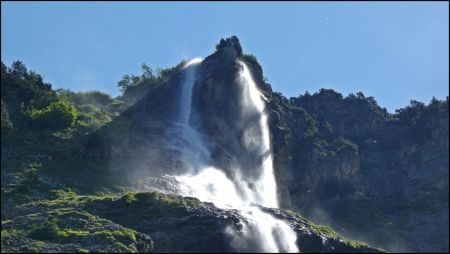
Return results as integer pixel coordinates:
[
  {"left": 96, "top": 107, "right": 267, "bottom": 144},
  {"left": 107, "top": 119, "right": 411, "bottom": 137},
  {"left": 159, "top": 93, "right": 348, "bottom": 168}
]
[{"left": 1, "top": 35, "right": 448, "bottom": 253}]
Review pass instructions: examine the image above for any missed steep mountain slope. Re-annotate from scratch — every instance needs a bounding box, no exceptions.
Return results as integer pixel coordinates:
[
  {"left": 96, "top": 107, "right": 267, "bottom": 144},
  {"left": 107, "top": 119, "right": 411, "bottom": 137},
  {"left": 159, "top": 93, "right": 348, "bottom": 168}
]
[
  {"left": 2, "top": 36, "right": 448, "bottom": 253},
  {"left": 265, "top": 74, "right": 448, "bottom": 252},
  {"left": 86, "top": 36, "right": 448, "bottom": 252}
]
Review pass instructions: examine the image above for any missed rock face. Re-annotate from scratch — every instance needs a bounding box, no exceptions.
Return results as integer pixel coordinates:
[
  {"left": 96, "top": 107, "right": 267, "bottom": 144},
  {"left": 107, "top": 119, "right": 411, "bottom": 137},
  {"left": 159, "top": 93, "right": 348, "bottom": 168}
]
[
  {"left": 84, "top": 192, "right": 242, "bottom": 253},
  {"left": 276, "top": 89, "right": 449, "bottom": 252},
  {"left": 86, "top": 191, "right": 383, "bottom": 253},
  {"left": 83, "top": 36, "right": 448, "bottom": 253},
  {"left": 189, "top": 36, "right": 276, "bottom": 180},
  {"left": 1, "top": 183, "right": 382, "bottom": 253}
]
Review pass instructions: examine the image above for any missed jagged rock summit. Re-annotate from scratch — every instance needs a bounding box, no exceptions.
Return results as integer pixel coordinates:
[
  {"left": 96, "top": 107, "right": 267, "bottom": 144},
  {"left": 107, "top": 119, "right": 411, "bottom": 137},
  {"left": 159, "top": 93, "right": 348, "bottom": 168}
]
[{"left": 214, "top": 35, "right": 243, "bottom": 59}]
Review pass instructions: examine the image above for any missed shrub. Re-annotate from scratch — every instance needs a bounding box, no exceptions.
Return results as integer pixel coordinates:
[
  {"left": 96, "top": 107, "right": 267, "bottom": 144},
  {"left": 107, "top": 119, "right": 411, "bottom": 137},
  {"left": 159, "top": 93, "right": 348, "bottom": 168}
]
[
  {"left": 27, "top": 220, "right": 60, "bottom": 241},
  {"left": 72, "top": 91, "right": 113, "bottom": 109},
  {"left": 107, "top": 99, "right": 125, "bottom": 113},
  {"left": 240, "top": 54, "right": 258, "bottom": 64},
  {"left": 29, "top": 100, "right": 79, "bottom": 130},
  {"left": 335, "top": 136, "right": 358, "bottom": 152}
]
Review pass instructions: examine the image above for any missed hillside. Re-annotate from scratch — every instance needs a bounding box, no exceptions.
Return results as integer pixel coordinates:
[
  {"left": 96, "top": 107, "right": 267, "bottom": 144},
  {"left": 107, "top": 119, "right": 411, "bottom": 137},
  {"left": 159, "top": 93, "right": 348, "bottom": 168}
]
[{"left": 1, "top": 36, "right": 448, "bottom": 253}]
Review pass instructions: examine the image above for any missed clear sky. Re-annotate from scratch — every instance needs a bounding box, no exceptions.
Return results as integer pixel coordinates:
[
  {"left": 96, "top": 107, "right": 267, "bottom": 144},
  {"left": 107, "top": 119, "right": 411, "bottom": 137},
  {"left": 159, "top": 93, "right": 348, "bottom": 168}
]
[{"left": 2, "top": 2, "right": 448, "bottom": 112}]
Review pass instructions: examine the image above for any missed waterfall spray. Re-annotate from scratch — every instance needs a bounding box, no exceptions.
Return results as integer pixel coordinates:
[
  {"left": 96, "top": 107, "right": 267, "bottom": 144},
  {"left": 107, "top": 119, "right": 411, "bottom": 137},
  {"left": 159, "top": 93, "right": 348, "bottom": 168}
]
[{"left": 174, "top": 58, "right": 299, "bottom": 252}]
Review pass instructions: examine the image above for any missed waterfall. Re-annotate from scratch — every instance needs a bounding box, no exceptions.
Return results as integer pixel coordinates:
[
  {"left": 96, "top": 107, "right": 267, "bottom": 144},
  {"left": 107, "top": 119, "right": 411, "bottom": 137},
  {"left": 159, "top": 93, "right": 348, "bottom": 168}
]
[
  {"left": 179, "top": 58, "right": 203, "bottom": 125},
  {"left": 169, "top": 58, "right": 209, "bottom": 174},
  {"left": 237, "top": 61, "right": 278, "bottom": 208},
  {"left": 174, "top": 58, "right": 299, "bottom": 252}
]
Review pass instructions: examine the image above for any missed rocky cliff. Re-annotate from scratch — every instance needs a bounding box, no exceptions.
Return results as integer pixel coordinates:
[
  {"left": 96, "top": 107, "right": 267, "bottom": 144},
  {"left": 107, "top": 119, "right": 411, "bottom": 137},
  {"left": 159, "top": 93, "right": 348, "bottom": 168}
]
[
  {"left": 270, "top": 75, "right": 449, "bottom": 253},
  {"left": 109, "top": 36, "right": 448, "bottom": 252},
  {"left": 2, "top": 36, "right": 447, "bottom": 253},
  {"left": 1, "top": 177, "right": 382, "bottom": 253}
]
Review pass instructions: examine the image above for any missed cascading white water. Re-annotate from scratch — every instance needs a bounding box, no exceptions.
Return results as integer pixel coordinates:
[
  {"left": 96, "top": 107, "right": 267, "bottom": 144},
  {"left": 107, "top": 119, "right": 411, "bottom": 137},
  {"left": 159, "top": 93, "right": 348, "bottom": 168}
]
[
  {"left": 237, "top": 61, "right": 278, "bottom": 208},
  {"left": 164, "top": 58, "right": 210, "bottom": 174},
  {"left": 174, "top": 59, "right": 299, "bottom": 253},
  {"left": 180, "top": 58, "right": 203, "bottom": 125}
]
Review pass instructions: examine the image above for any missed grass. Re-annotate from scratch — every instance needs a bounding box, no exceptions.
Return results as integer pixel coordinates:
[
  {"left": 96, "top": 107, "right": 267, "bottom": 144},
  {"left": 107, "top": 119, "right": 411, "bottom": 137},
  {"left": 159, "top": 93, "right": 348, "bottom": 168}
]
[
  {"left": 57, "top": 229, "right": 90, "bottom": 237},
  {"left": 123, "top": 192, "right": 137, "bottom": 205},
  {"left": 18, "top": 188, "right": 115, "bottom": 210},
  {"left": 2, "top": 204, "right": 143, "bottom": 252},
  {"left": 1, "top": 228, "right": 24, "bottom": 238},
  {"left": 135, "top": 191, "right": 202, "bottom": 209},
  {"left": 94, "top": 229, "right": 137, "bottom": 244},
  {"left": 283, "top": 209, "right": 380, "bottom": 251}
]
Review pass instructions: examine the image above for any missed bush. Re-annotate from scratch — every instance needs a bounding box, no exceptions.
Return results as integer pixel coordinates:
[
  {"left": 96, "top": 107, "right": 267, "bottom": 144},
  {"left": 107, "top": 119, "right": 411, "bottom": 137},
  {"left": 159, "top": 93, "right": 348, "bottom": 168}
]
[
  {"left": 240, "top": 54, "right": 258, "bottom": 64},
  {"left": 335, "top": 136, "right": 358, "bottom": 152},
  {"left": 107, "top": 99, "right": 125, "bottom": 113},
  {"left": 30, "top": 100, "right": 79, "bottom": 130},
  {"left": 72, "top": 91, "right": 113, "bottom": 109},
  {"left": 27, "top": 220, "right": 60, "bottom": 241},
  {"left": 77, "top": 104, "right": 112, "bottom": 129}
]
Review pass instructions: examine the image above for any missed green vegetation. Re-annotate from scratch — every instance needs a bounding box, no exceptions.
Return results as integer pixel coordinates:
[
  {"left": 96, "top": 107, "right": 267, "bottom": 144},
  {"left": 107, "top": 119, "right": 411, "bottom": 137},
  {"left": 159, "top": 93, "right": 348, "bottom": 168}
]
[
  {"left": 116, "top": 61, "right": 185, "bottom": 105},
  {"left": 284, "top": 209, "right": 385, "bottom": 252},
  {"left": 136, "top": 191, "right": 202, "bottom": 209},
  {"left": 123, "top": 192, "right": 137, "bottom": 205},
  {"left": 239, "top": 54, "right": 258, "bottom": 65},
  {"left": 2, "top": 51, "right": 447, "bottom": 253},
  {"left": 1, "top": 61, "right": 56, "bottom": 130},
  {"left": 27, "top": 219, "right": 61, "bottom": 241},
  {"left": 95, "top": 229, "right": 137, "bottom": 244},
  {"left": 29, "top": 100, "right": 79, "bottom": 130},
  {"left": 1, "top": 187, "right": 146, "bottom": 253},
  {"left": 1, "top": 84, "right": 154, "bottom": 253},
  {"left": 335, "top": 136, "right": 358, "bottom": 152},
  {"left": 1, "top": 99, "right": 13, "bottom": 135}
]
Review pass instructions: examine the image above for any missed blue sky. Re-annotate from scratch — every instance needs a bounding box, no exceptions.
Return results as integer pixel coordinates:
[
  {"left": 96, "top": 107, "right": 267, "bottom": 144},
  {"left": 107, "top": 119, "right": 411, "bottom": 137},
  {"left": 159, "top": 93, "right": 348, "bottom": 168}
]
[{"left": 2, "top": 2, "right": 448, "bottom": 112}]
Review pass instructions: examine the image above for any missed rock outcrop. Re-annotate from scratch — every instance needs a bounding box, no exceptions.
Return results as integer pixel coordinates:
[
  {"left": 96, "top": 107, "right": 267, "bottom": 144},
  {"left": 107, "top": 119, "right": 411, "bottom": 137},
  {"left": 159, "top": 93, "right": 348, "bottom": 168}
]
[
  {"left": 1, "top": 181, "right": 382, "bottom": 253},
  {"left": 81, "top": 36, "right": 448, "bottom": 252}
]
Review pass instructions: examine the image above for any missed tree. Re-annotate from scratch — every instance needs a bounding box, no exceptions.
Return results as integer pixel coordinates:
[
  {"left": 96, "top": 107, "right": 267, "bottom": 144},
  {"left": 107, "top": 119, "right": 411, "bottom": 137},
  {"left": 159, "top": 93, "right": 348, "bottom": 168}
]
[
  {"left": 395, "top": 100, "right": 426, "bottom": 125},
  {"left": 141, "top": 63, "right": 155, "bottom": 80},
  {"left": 118, "top": 75, "right": 133, "bottom": 92},
  {"left": 11, "top": 60, "right": 27, "bottom": 77},
  {"left": 1, "top": 61, "right": 56, "bottom": 129}
]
